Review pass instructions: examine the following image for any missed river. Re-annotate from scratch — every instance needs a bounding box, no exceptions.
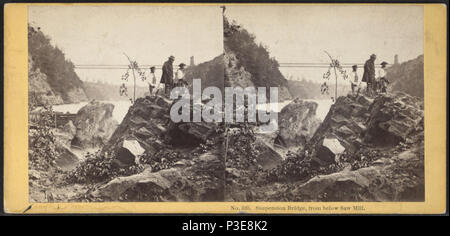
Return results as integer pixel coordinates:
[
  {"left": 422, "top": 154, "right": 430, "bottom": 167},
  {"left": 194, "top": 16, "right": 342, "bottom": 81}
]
[{"left": 53, "top": 99, "right": 333, "bottom": 124}]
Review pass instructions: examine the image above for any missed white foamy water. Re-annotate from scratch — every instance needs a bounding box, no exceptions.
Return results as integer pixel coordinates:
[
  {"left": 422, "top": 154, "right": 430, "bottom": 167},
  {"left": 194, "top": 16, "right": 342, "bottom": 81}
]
[{"left": 257, "top": 99, "right": 333, "bottom": 121}]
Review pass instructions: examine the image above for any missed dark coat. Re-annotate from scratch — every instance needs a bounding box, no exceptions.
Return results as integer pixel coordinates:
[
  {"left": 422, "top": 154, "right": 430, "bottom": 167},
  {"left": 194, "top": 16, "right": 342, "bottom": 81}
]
[
  {"left": 362, "top": 59, "right": 375, "bottom": 83},
  {"left": 160, "top": 60, "right": 173, "bottom": 85}
]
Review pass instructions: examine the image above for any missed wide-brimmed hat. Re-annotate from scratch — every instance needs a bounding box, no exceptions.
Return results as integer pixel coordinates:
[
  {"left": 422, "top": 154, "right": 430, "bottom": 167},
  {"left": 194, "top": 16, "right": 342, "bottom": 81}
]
[
  {"left": 352, "top": 64, "right": 358, "bottom": 69},
  {"left": 370, "top": 54, "right": 377, "bottom": 58},
  {"left": 169, "top": 55, "right": 175, "bottom": 60},
  {"left": 149, "top": 66, "right": 156, "bottom": 70},
  {"left": 178, "top": 63, "right": 186, "bottom": 68},
  {"left": 380, "top": 61, "right": 388, "bottom": 66}
]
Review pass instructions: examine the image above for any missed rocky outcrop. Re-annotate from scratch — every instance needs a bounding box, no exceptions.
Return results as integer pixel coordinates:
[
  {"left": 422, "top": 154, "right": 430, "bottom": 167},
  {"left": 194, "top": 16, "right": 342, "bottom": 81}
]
[
  {"left": 102, "top": 96, "right": 172, "bottom": 164},
  {"left": 309, "top": 92, "right": 424, "bottom": 165},
  {"left": 291, "top": 145, "right": 424, "bottom": 201},
  {"left": 275, "top": 99, "right": 321, "bottom": 148},
  {"left": 364, "top": 93, "right": 424, "bottom": 146},
  {"left": 71, "top": 101, "right": 118, "bottom": 149}
]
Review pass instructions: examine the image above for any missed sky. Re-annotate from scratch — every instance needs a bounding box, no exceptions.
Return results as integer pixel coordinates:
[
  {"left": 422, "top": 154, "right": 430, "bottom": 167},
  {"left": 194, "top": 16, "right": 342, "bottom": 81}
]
[
  {"left": 29, "top": 5, "right": 224, "bottom": 86},
  {"left": 29, "top": 5, "right": 423, "bottom": 86},
  {"left": 225, "top": 5, "right": 423, "bottom": 83}
]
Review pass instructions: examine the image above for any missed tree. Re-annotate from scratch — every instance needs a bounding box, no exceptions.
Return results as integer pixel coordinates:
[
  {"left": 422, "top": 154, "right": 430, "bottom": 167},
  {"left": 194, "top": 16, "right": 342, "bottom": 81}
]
[
  {"left": 120, "top": 53, "right": 147, "bottom": 103},
  {"left": 321, "top": 51, "right": 348, "bottom": 102}
]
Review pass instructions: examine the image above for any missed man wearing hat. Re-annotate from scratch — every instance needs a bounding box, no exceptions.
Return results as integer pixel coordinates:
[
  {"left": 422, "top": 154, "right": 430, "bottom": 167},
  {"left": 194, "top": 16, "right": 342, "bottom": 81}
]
[
  {"left": 378, "top": 61, "right": 390, "bottom": 93},
  {"left": 175, "top": 63, "right": 188, "bottom": 88},
  {"left": 147, "top": 66, "right": 157, "bottom": 96},
  {"left": 160, "top": 55, "right": 175, "bottom": 95},
  {"left": 362, "top": 54, "right": 376, "bottom": 96},
  {"left": 350, "top": 64, "right": 361, "bottom": 95}
]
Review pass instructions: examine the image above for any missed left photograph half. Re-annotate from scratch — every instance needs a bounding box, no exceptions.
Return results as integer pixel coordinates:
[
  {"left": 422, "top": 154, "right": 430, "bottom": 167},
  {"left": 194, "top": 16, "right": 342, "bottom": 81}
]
[{"left": 28, "top": 5, "right": 226, "bottom": 202}]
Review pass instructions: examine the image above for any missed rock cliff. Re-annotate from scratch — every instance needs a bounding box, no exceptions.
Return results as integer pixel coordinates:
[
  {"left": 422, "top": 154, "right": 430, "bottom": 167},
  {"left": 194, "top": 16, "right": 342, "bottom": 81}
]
[{"left": 28, "top": 26, "right": 88, "bottom": 105}]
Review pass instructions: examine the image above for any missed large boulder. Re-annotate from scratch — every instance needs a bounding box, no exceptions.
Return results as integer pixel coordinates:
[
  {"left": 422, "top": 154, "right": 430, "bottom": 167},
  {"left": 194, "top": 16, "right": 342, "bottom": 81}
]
[
  {"left": 71, "top": 101, "right": 118, "bottom": 149},
  {"left": 275, "top": 99, "right": 321, "bottom": 148},
  {"left": 115, "top": 139, "right": 146, "bottom": 166},
  {"left": 315, "top": 138, "right": 346, "bottom": 164}
]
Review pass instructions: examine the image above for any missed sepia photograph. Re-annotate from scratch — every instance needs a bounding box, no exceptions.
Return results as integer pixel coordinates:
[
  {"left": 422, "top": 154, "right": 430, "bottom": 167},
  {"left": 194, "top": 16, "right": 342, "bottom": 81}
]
[{"left": 27, "top": 4, "right": 425, "bottom": 203}]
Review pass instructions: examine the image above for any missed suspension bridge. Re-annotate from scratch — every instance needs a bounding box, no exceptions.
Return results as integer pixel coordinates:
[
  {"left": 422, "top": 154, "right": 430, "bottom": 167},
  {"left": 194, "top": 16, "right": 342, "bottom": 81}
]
[{"left": 73, "top": 62, "right": 383, "bottom": 70}]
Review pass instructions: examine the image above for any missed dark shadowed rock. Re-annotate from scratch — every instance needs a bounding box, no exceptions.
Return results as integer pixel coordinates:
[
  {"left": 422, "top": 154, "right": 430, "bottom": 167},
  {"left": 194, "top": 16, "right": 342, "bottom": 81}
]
[{"left": 275, "top": 99, "right": 321, "bottom": 148}]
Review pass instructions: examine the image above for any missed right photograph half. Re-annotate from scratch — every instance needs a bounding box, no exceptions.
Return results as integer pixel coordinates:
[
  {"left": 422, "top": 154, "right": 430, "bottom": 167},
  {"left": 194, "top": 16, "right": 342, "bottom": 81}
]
[{"left": 222, "top": 5, "right": 424, "bottom": 202}]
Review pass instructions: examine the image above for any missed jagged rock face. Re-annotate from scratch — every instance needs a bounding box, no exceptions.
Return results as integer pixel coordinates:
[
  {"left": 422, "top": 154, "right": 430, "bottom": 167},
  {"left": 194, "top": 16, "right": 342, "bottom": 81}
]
[
  {"left": 71, "top": 101, "right": 118, "bottom": 149},
  {"left": 102, "top": 96, "right": 172, "bottom": 163},
  {"left": 28, "top": 54, "right": 64, "bottom": 106},
  {"left": 290, "top": 145, "right": 424, "bottom": 201},
  {"left": 386, "top": 55, "right": 424, "bottom": 98},
  {"left": 309, "top": 92, "right": 424, "bottom": 164},
  {"left": 103, "top": 95, "right": 220, "bottom": 166},
  {"left": 275, "top": 99, "right": 321, "bottom": 148},
  {"left": 365, "top": 92, "right": 424, "bottom": 146}
]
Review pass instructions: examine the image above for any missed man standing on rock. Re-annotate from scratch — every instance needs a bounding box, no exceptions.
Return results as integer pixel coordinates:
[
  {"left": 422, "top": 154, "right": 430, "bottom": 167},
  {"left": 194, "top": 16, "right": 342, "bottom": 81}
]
[
  {"left": 362, "top": 54, "right": 376, "bottom": 96},
  {"left": 378, "top": 61, "right": 390, "bottom": 93},
  {"left": 350, "top": 64, "right": 361, "bottom": 95},
  {"left": 147, "top": 66, "right": 157, "bottom": 96},
  {"left": 160, "top": 55, "right": 175, "bottom": 96}
]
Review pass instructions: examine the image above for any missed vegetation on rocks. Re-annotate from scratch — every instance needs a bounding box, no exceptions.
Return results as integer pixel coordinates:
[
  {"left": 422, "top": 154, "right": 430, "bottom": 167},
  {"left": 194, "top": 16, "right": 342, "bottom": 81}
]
[{"left": 28, "top": 105, "right": 60, "bottom": 170}]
